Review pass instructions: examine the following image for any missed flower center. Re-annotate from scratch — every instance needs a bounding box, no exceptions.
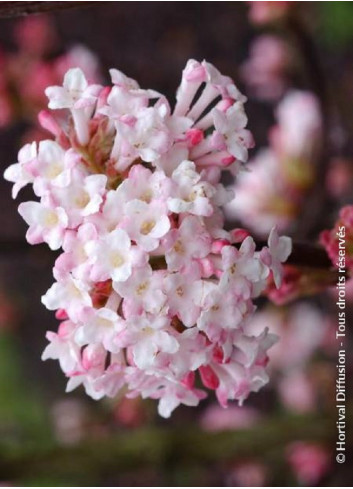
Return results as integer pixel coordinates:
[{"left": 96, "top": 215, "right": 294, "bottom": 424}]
[
  {"left": 97, "top": 317, "right": 113, "bottom": 329},
  {"left": 44, "top": 211, "right": 59, "bottom": 227},
  {"left": 75, "top": 191, "right": 90, "bottom": 209},
  {"left": 110, "top": 252, "right": 125, "bottom": 268},
  {"left": 45, "top": 163, "right": 63, "bottom": 179},
  {"left": 136, "top": 281, "right": 148, "bottom": 295},
  {"left": 176, "top": 286, "right": 184, "bottom": 297},
  {"left": 140, "top": 190, "right": 153, "bottom": 203},
  {"left": 173, "top": 239, "right": 185, "bottom": 254},
  {"left": 140, "top": 220, "right": 156, "bottom": 235}
]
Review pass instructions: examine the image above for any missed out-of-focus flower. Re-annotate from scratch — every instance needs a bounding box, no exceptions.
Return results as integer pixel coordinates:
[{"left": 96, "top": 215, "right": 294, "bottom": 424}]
[
  {"left": 271, "top": 91, "right": 322, "bottom": 164},
  {"left": 320, "top": 205, "right": 353, "bottom": 275},
  {"left": 248, "top": 1, "right": 291, "bottom": 25},
  {"left": 0, "top": 16, "right": 102, "bottom": 128},
  {"left": 200, "top": 404, "right": 260, "bottom": 431},
  {"left": 51, "top": 398, "right": 87, "bottom": 445},
  {"left": 4, "top": 60, "right": 292, "bottom": 417},
  {"left": 227, "top": 461, "right": 267, "bottom": 487},
  {"left": 13, "top": 16, "right": 56, "bottom": 56},
  {"left": 113, "top": 397, "right": 148, "bottom": 428},
  {"left": 286, "top": 442, "right": 331, "bottom": 485},
  {"left": 278, "top": 370, "right": 316, "bottom": 413},
  {"left": 326, "top": 158, "right": 353, "bottom": 199},
  {"left": 247, "top": 303, "right": 329, "bottom": 371},
  {"left": 225, "top": 91, "right": 322, "bottom": 236},
  {"left": 241, "top": 35, "right": 290, "bottom": 100}
]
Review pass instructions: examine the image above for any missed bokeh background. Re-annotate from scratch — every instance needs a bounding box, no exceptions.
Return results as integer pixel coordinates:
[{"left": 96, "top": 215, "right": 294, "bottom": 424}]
[{"left": 0, "top": 2, "right": 352, "bottom": 486}]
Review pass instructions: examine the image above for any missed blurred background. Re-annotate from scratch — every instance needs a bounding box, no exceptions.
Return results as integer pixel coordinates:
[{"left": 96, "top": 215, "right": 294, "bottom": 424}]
[{"left": 0, "top": 2, "right": 352, "bottom": 486}]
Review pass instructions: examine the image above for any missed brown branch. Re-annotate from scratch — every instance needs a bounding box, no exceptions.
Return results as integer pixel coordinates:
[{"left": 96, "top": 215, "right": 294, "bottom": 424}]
[
  {"left": 0, "top": 414, "right": 336, "bottom": 483},
  {"left": 0, "top": 1, "right": 100, "bottom": 18}
]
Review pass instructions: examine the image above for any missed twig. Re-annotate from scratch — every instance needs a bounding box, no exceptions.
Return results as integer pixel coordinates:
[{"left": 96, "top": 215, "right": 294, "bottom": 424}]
[
  {"left": 0, "top": 413, "right": 336, "bottom": 483},
  {"left": 0, "top": 2, "right": 99, "bottom": 18}
]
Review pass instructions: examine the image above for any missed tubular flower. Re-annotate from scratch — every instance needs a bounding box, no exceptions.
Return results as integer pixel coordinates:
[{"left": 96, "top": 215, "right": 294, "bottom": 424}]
[{"left": 4, "top": 61, "right": 291, "bottom": 417}]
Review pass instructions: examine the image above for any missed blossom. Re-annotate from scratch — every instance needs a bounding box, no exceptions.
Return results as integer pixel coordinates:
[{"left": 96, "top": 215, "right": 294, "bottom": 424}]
[
  {"left": 85, "top": 228, "right": 138, "bottom": 283},
  {"left": 240, "top": 35, "right": 289, "bottom": 100},
  {"left": 167, "top": 160, "right": 215, "bottom": 216},
  {"left": 165, "top": 215, "right": 211, "bottom": 272},
  {"left": 41, "top": 320, "right": 80, "bottom": 373},
  {"left": 4, "top": 59, "right": 292, "bottom": 417},
  {"left": 123, "top": 200, "right": 171, "bottom": 252},
  {"left": 18, "top": 198, "right": 68, "bottom": 250},
  {"left": 41, "top": 275, "right": 92, "bottom": 321},
  {"left": 263, "top": 226, "right": 292, "bottom": 287},
  {"left": 4, "top": 142, "right": 37, "bottom": 198},
  {"left": 212, "top": 103, "right": 254, "bottom": 162},
  {"left": 45, "top": 68, "right": 102, "bottom": 145},
  {"left": 45, "top": 67, "right": 100, "bottom": 111},
  {"left": 248, "top": 1, "right": 290, "bottom": 25},
  {"left": 32, "top": 141, "right": 81, "bottom": 197}
]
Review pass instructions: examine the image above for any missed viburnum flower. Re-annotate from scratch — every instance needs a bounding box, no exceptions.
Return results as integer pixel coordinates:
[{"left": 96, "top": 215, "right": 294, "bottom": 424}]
[{"left": 4, "top": 60, "right": 292, "bottom": 417}]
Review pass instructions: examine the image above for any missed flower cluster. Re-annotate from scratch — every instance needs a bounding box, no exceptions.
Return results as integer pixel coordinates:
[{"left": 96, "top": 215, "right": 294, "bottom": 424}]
[
  {"left": 4, "top": 60, "right": 291, "bottom": 417},
  {"left": 225, "top": 91, "right": 322, "bottom": 236}
]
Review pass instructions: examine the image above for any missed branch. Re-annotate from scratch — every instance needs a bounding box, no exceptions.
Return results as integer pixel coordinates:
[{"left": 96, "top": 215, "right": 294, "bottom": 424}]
[
  {"left": 0, "top": 414, "right": 336, "bottom": 483},
  {"left": 0, "top": 1, "right": 99, "bottom": 18}
]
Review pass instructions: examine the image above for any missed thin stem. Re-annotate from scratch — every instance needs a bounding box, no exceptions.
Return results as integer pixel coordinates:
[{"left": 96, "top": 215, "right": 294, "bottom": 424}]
[{"left": 0, "top": 2, "right": 99, "bottom": 17}]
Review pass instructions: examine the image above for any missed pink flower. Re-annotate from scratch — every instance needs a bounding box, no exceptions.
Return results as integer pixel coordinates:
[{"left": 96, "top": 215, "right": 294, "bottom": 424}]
[
  {"left": 167, "top": 160, "right": 215, "bottom": 216},
  {"left": 18, "top": 198, "right": 68, "bottom": 250},
  {"left": 123, "top": 200, "right": 171, "bottom": 252},
  {"left": 287, "top": 442, "right": 331, "bottom": 485},
  {"left": 212, "top": 103, "right": 254, "bottom": 162},
  {"left": 241, "top": 35, "right": 289, "bottom": 100},
  {"left": 264, "top": 226, "right": 292, "bottom": 287},
  {"left": 228, "top": 462, "right": 267, "bottom": 487},
  {"left": 278, "top": 370, "right": 316, "bottom": 413},
  {"left": 272, "top": 90, "right": 322, "bottom": 161},
  {"left": 42, "top": 320, "right": 80, "bottom": 373},
  {"left": 85, "top": 228, "right": 138, "bottom": 283},
  {"left": 165, "top": 215, "right": 211, "bottom": 272},
  {"left": 114, "top": 264, "right": 166, "bottom": 316},
  {"left": 45, "top": 68, "right": 102, "bottom": 145},
  {"left": 200, "top": 404, "right": 260, "bottom": 431},
  {"left": 248, "top": 1, "right": 290, "bottom": 25},
  {"left": 14, "top": 16, "right": 56, "bottom": 56},
  {"left": 4, "top": 142, "right": 37, "bottom": 198},
  {"left": 41, "top": 276, "right": 92, "bottom": 322}
]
